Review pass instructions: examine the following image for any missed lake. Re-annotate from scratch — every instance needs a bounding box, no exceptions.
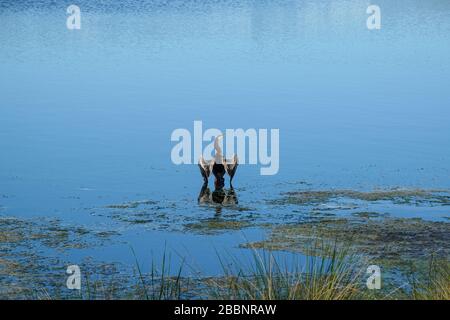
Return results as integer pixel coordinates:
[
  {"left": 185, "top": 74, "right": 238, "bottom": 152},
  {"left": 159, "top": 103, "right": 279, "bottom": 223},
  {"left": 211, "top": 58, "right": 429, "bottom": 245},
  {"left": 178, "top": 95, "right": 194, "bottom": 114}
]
[{"left": 0, "top": 0, "right": 449, "bottom": 298}]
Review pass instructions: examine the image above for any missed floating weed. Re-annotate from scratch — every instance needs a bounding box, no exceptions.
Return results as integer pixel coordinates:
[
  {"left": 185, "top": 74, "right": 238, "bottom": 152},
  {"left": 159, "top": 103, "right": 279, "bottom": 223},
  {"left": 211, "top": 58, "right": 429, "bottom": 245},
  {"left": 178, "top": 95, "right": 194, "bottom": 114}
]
[
  {"left": 351, "top": 211, "right": 388, "bottom": 219},
  {"left": 272, "top": 188, "right": 450, "bottom": 207},
  {"left": 0, "top": 216, "right": 124, "bottom": 299},
  {"left": 184, "top": 218, "right": 253, "bottom": 235},
  {"left": 241, "top": 217, "right": 450, "bottom": 269},
  {"left": 2, "top": 241, "right": 448, "bottom": 300},
  {"left": 105, "top": 200, "right": 157, "bottom": 209}
]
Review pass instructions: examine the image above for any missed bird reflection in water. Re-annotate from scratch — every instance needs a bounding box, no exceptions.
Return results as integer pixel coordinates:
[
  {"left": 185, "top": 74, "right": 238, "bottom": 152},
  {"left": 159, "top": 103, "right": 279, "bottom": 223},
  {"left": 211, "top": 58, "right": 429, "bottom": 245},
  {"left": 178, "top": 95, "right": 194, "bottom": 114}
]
[
  {"left": 197, "top": 135, "right": 239, "bottom": 214},
  {"left": 197, "top": 184, "right": 238, "bottom": 215}
]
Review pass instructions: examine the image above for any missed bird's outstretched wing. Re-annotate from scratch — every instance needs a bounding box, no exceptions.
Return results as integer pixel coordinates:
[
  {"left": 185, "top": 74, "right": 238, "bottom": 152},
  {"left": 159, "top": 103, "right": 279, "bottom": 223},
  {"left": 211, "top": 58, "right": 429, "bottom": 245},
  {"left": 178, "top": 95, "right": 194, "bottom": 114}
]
[
  {"left": 224, "top": 154, "right": 238, "bottom": 184},
  {"left": 198, "top": 156, "right": 214, "bottom": 183}
]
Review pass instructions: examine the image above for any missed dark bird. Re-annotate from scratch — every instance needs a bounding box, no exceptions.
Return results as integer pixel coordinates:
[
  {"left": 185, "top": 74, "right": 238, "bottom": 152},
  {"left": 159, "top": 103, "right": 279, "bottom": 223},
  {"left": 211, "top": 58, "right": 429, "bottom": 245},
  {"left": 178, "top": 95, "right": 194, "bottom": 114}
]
[{"left": 198, "top": 135, "right": 238, "bottom": 189}]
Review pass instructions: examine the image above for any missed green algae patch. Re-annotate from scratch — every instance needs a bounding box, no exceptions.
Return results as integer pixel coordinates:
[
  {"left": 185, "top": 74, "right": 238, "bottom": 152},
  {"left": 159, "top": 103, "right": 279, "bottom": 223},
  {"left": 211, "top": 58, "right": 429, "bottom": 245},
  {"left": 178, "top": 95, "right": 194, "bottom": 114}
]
[
  {"left": 0, "top": 216, "right": 122, "bottom": 299},
  {"left": 241, "top": 217, "right": 450, "bottom": 268},
  {"left": 273, "top": 188, "right": 450, "bottom": 206},
  {"left": 102, "top": 199, "right": 174, "bottom": 227},
  {"left": 0, "top": 215, "right": 116, "bottom": 254},
  {"left": 101, "top": 196, "right": 257, "bottom": 233},
  {"left": 351, "top": 211, "right": 388, "bottom": 219},
  {"left": 184, "top": 218, "right": 252, "bottom": 235},
  {"left": 105, "top": 200, "right": 157, "bottom": 209},
  {"left": 110, "top": 211, "right": 156, "bottom": 225}
]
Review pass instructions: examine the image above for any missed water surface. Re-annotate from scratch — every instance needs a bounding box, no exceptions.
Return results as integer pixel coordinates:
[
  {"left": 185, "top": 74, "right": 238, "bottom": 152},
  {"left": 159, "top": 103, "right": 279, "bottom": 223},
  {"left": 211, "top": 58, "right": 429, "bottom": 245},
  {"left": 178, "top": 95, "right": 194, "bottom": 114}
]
[{"left": 1, "top": 0, "right": 449, "bottom": 283}]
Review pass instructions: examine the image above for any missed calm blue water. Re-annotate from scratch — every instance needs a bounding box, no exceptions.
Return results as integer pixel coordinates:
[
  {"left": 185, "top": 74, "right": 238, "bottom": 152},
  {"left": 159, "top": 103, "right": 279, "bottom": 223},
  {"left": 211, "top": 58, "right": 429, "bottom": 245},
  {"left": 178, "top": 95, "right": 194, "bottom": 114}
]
[{"left": 1, "top": 0, "right": 450, "bottom": 276}]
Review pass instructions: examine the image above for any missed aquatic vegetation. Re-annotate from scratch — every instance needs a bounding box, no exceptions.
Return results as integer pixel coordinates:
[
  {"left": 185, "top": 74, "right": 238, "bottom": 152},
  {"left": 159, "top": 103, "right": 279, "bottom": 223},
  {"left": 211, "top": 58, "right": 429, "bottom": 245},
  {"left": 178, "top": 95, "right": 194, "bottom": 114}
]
[
  {"left": 207, "top": 243, "right": 363, "bottom": 300},
  {"left": 0, "top": 217, "right": 95, "bottom": 249},
  {"left": 184, "top": 218, "right": 253, "bottom": 235},
  {"left": 273, "top": 188, "right": 450, "bottom": 206},
  {"left": 0, "top": 216, "right": 122, "bottom": 299},
  {"left": 241, "top": 217, "right": 450, "bottom": 269},
  {"left": 2, "top": 186, "right": 448, "bottom": 299},
  {"left": 410, "top": 259, "right": 450, "bottom": 300},
  {"left": 97, "top": 187, "right": 450, "bottom": 237},
  {"left": 351, "top": 211, "right": 388, "bottom": 219},
  {"left": 131, "top": 248, "right": 188, "bottom": 300},
  {"left": 100, "top": 197, "right": 257, "bottom": 233},
  {"left": 102, "top": 199, "right": 173, "bottom": 227},
  {"left": 105, "top": 200, "right": 157, "bottom": 209},
  {"left": 78, "top": 246, "right": 449, "bottom": 300},
  {"left": 2, "top": 229, "right": 448, "bottom": 300}
]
